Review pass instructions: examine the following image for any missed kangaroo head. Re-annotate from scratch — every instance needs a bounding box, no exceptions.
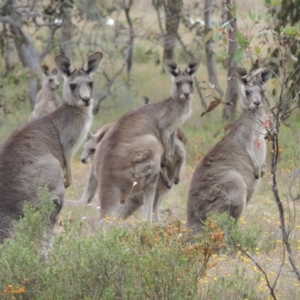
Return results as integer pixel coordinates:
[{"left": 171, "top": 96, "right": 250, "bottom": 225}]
[
  {"left": 55, "top": 52, "right": 103, "bottom": 107},
  {"left": 41, "top": 65, "right": 59, "bottom": 91},
  {"left": 164, "top": 59, "right": 201, "bottom": 101},
  {"left": 236, "top": 67, "right": 272, "bottom": 110},
  {"left": 81, "top": 132, "right": 98, "bottom": 164}
]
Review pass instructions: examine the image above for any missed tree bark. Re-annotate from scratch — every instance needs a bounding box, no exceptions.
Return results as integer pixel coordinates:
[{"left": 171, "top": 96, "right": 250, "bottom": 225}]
[
  {"left": 60, "top": 2, "right": 73, "bottom": 59},
  {"left": 204, "top": 0, "right": 219, "bottom": 87},
  {"left": 123, "top": 0, "right": 135, "bottom": 77},
  {"left": 162, "top": 0, "right": 182, "bottom": 63},
  {"left": 222, "top": 0, "right": 239, "bottom": 120},
  {"left": 9, "top": 23, "right": 40, "bottom": 110}
]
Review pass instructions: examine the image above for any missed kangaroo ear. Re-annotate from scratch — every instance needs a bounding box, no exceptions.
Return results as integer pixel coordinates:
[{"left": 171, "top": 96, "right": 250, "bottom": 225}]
[
  {"left": 259, "top": 68, "right": 272, "bottom": 85},
  {"left": 52, "top": 68, "right": 58, "bottom": 75},
  {"left": 86, "top": 132, "right": 94, "bottom": 141},
  {"left": 236, "top": 67, "right": 248, "bottom": 85},
  {"left": 164, "top": 60, "right": 180, "bottom": 78},
  {"left": 41, "top": 65, "right": 49, "bottom": 76},
  {"left": 185, "top": 59, "right": 201, "bottom": 76},
  {"left": 82, "top": 52, "right": 103, "bottom": 76},
  {"left": 55, "top": 55, "right": 75, "bottom": 78}
]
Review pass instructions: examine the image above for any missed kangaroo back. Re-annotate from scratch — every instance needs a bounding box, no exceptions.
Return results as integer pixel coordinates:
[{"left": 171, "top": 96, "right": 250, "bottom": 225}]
[{"left": 0, "top": 52, "right": 103, "bottom": 243}]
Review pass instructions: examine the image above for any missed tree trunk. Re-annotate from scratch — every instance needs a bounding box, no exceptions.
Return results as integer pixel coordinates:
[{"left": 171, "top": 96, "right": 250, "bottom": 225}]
[
  {"left": 60, "top": 2, "right": 73, "bottom": 59},
  {"left": 204, "top": 0, "right": 219, "bottom": 87},
  {"left": 162, "top": 0, "right": 182, "bottom": 63},
  {"left": 123, "top": 0, "right": 135, "bottom": 77},
  {"left": 222, "top": 0, "right": 239, "bottom": 120},
  {"left": 10, "top": 24, "right": 40, "bottom": 110}
]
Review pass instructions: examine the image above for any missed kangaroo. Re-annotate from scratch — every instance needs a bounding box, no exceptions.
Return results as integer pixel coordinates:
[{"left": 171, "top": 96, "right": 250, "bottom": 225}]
[
  {"left": 30, "top": 65, "right": 60, "bottom": 120},
  {"left": 0, "top": 52, "right": 103, "bottom": 243},
  {"left": 94, "top": 59, "right": 200, "bottom": 222},
  {"left": 119, "top": 128, "right": 187, "bottom": 222},
  {"left": 187, "top": 67, "right": 272, "bottom": 234},
  {"left": 75, "top": 122, "right": 115, "bottom": 206}
]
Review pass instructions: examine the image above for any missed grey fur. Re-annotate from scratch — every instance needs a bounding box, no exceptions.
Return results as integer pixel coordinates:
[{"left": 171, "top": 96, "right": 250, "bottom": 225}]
[
  {"left": 30, "top": 65, "right": 61, "bottom": 120},
  {"left": 0, "top": 52, "right": 103, "bottom": 243},
  {"left": 187, "top": 67, "right": 272, "bottom": 234},
  {"left": 94, "top": 59, "right": 200, "bottom": 222}
]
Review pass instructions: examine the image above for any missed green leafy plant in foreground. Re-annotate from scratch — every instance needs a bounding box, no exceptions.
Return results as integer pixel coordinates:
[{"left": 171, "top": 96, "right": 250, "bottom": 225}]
[{"left": 0, "top": 195, "right": 227, "bottom": 300}]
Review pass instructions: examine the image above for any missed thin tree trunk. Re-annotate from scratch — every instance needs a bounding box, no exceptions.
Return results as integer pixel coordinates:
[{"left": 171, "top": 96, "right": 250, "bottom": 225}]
[
  {"left": 10, "top": 24, "right": 40, "bottom": 110},
  {"left": 123, "top": 0, "right": 135, "bottom": 77},
  {"left": 60, "top": 2, "right": 73, "bottom": 59},
  {"left": 222, "top": 0, "right": 239, "bottom": 120},
  {"left": 162, "top": 0, "right": 182, "bottom": 64},
  {"left": 204, "top": 0, "right": 219, "bottom": 87}
]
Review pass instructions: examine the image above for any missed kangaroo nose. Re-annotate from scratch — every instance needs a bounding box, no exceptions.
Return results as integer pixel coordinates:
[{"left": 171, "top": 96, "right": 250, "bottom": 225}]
[
  {"left": 254, "top": 100, "right": 260, "bottom": 106},
  {"left": 81, "top": 158, "right": 87, "bottom": 164},
  {"left": 82, "top": 98, "right": 90, "bottom": 106},
  {"left": 183, "top": 92, "right": 190, "bottom": 98}
]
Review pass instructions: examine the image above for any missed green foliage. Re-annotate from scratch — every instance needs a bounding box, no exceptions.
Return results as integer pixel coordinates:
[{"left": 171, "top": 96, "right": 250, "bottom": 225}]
[
  {"left": 0, "top": 68, "right": 33, "bottom": 128},
  {"left": 134, "top": 44, "right": 152, "bottom": 64},
  {"left": 210, "top": 213, "right": 263, "bottom": 254},
  {"left": 0, "top": 204, "right": 226, "bottom": 299}
]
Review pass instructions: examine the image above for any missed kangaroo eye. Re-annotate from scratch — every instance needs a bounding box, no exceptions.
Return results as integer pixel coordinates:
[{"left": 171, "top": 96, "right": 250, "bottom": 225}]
[
  {"left": 245, "top": 90, "right": 250, "bottom": 96},
  {"left": 49, "top": 79, "right": 53, "bottom": 83},
  {"left": 189, "top": 81, "right": 193, "bottom": 86},
  {"left": 89, "top": 148, "right": 96, "bottom": 154},
  {"left": 69, "top": 83, "right": 76, "bottom": 91},
  {"left": 89, "top": 81, "right": 93, "bottom": 89},
  {"left": 176, "top": 82, "right": 181, "bottom": 88}
]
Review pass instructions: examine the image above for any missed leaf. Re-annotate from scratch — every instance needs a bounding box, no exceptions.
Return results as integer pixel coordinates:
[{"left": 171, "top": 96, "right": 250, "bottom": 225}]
[
  {"left": 204, "top": 31, "right": 214, "bottom": 43},
  {"left": 248, "top": 10, "right": 256, "bottom": 22},
  {"left": 271, "top": 0, "right": 282, "bottom": 6},
  {"left": 232, "top": 48, "right": 244, "bottom": 63},
  {"left": 282, "top": 26, "right": 299, "bottom": 35},
  {"left": 222, "top": 36, "right": 227, "bottom": 46},
  {"left": 254, "top": 45, "right": 261, "bottom": 55},
  {"left": 236, "top": 31, "right": 249, "bottom": 47},
  {"left": 200, "top": 100, "right": 221, "bottom": 117},
  {"left": 212, "top": 50, "right": 227, "bottom": 59}
]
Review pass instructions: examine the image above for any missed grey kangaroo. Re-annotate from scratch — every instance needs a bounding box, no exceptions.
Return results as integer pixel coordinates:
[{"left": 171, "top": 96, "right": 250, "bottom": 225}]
[
  {"left": 30, "top": 65, "right": 60, "bottom": 120},
  {"left": 0, "top": 52, "right": 103, "bottom": 243},
  {"left": 187, "top": 67, "right": 272, "bottom": 234},
  {"left": 94, "top": 59, "right": 200, "bottom": 222}
]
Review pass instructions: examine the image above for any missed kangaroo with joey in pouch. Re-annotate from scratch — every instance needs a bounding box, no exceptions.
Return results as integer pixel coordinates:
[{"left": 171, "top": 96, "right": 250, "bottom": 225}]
[
  {"left": 94, "top": 58, "right": 200, "bottom": 223},
  {"left": 30, "top": 65, "right": 61, "bottom": 120},
  {"left": 119, "top": 128, "right": 187, "bottom": 222},
  {"left": 187, "top": 67, "right": 272, "bottom": 234},
  {"left": 0, "top": 52, "right": 103, "bottom": 243},
  {"left": 73, "top": 121, "right": 187, "bottom": 223}
]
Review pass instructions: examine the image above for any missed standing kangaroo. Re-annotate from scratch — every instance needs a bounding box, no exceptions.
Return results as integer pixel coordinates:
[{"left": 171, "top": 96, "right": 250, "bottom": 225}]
[
  {"left": 30, "top": 65, "right": 60, "bottom": 120},
  {"left": 187, "top": 67, "right": 272, "bottom": 234},
  {"left": 0, "top": 52, "right": 103, "bottom": 243},
  {"left": 94, "top": 59, "right": 200, "bottom": 222}
]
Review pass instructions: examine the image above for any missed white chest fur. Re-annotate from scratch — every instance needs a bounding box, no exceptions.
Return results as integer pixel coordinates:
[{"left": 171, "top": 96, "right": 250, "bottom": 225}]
[{"left": 73, "top": 104, "right": 93, "bottom": 155}]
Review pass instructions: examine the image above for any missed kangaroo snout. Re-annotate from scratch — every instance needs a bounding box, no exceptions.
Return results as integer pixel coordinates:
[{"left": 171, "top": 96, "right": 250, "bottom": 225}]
[{"left": 81, "top": 98, "right": 91, "bottom": 106}]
